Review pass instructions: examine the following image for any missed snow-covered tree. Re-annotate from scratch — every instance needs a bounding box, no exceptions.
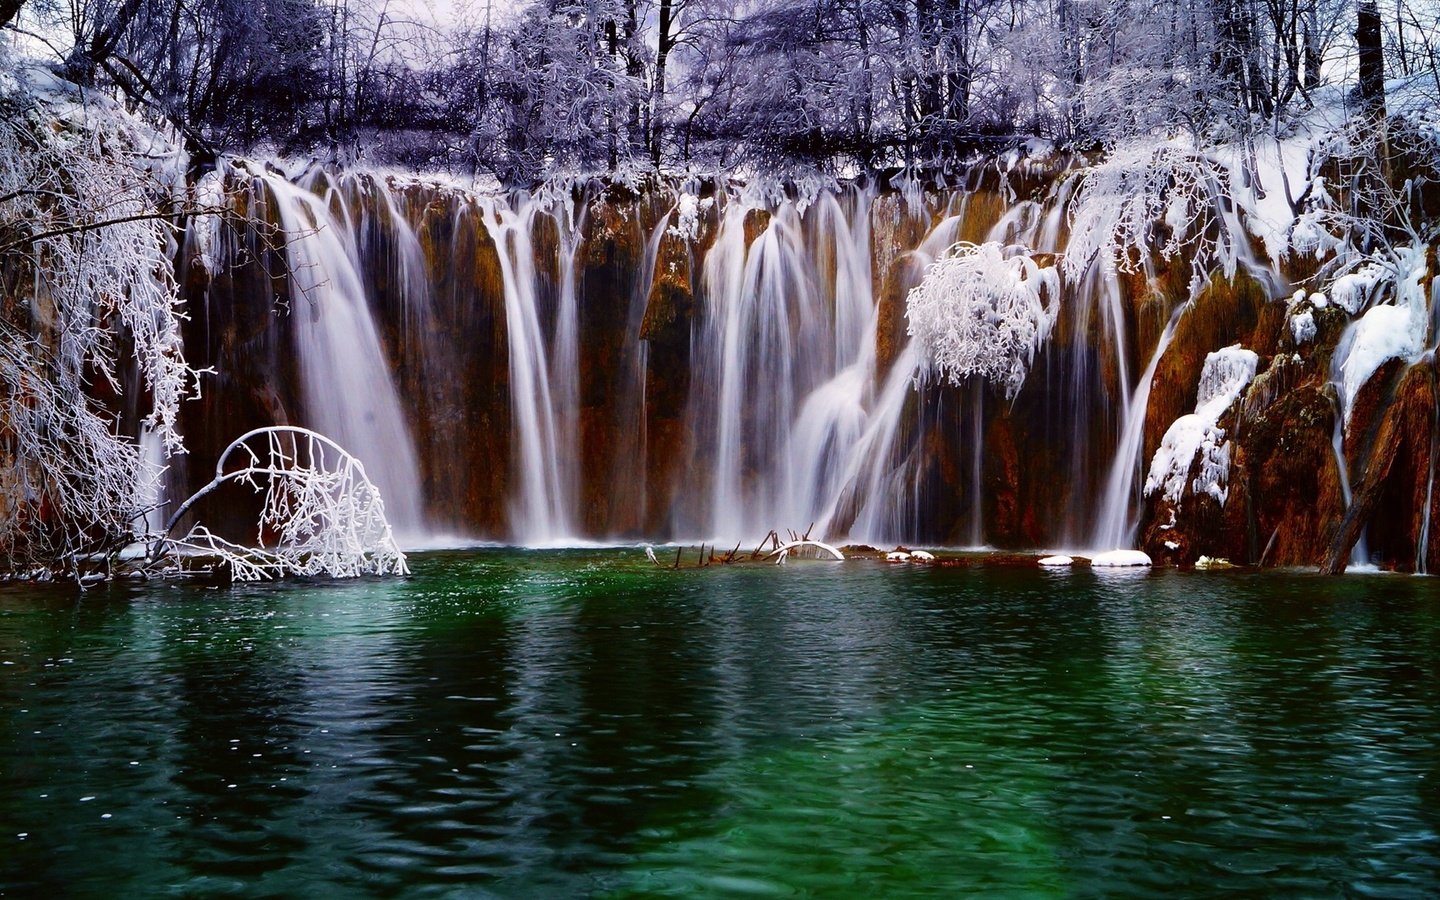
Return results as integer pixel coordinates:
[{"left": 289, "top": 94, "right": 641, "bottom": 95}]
[
  {"left": 0, "top": 65, "right": 197, "bottom": 578},
  {"left": 1063, "top": 141, "right": 1239, "bottom": 291},
  {"left": 905, "top": 241, "right": 1059, "bottom": 400}
]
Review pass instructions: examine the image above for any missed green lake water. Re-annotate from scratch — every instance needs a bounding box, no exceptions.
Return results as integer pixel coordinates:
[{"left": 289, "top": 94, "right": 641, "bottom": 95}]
[{"left": 2, "top": 550, "right": 1439, "bottom": 896}]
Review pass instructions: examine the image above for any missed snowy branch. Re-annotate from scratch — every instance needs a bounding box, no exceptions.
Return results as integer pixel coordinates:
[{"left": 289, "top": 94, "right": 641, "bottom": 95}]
[
  {"left": 1063, "top": 141, "right": 1238, "bottom": 290},
  {"left": 0, "top": 66, "right": 197, "bottom": 580},
  {"left": 154, "top": 427, "right": 409, "bottom": 582}
]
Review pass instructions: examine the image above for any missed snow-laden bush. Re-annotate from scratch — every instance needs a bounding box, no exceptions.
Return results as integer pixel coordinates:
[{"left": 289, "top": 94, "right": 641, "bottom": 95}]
[
  {"left": 1145, "top": 345, "right": 1258, "bottom": 507},
  {"left": 0, "top": 67, "right": 196, "bottom": 577},
  {"left": 1063, "top": 141, "right": 1237, "bottom": 290},
  {"left": 156, "top": 427, "right": 409, "bottom": 581},
  {"left": 905, "top": 241, "right": 1059, "bottom": 401}
]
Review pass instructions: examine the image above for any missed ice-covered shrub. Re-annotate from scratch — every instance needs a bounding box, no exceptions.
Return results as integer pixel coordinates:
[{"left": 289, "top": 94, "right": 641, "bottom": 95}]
[
  {"left": 1063, "top": 141, "right": 1237, "bottom": 289},
  {"left": 905, "top": 241, "right": 1059, "bottom": 401}
]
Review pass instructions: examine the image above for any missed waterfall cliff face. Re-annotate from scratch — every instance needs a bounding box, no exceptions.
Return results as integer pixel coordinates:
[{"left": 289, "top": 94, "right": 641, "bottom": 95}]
[{"left": 176, "top": 159, "right": 1440, "bottom": 570}]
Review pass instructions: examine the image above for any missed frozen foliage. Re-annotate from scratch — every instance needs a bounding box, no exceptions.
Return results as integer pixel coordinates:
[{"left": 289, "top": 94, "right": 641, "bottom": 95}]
[
  {"left": 1330, "top": 261, "right": 1389, "bottom": 314},
  {"left": 1063, "top": 142, "right": 1237, "bottom": 291},
  {"left": 906, "top": 242, "right": 1059, "bottom": 400},
  {"left": 158, "top": 428, "right": 409, "bottom": 582},
  {"left": 1145, "top": 346, "right": 1259, "bottom": 507},
  {"left": 0, "top": 67, "right": 197, "bottom": 576},
  {"left": 669, "top": 192, "right": 709, "bottom": 241}
]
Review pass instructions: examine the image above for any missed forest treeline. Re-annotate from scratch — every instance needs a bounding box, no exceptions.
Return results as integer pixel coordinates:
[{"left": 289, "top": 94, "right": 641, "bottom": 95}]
[{"left": 1, "top": 0, "right": 1436, "bottom": 181}]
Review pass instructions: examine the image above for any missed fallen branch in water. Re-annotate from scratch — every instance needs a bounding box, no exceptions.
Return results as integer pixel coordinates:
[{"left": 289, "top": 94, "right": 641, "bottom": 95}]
[{"left": 150, "top": 427, "right": 408, "bottom": 582}]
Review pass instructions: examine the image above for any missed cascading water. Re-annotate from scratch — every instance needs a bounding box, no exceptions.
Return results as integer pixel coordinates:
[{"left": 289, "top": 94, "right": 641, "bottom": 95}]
[
  {"left": 477, "top": 195, "right": 578, "bottom": 543},
  {"left": 138, "top": 424, "right": 170, "bottom": 536},
  {"left": 1090, "top": 306, "right": 1182, "bottom": 551},
  {"left": 189, "top": 157, "right": 1314, "bottom": 557},
  {"left": 694, "top": 198, "right": 832, "bottom": 540},
  {"left": 255, "top": 170, "right": 426, "bottom": 536}
]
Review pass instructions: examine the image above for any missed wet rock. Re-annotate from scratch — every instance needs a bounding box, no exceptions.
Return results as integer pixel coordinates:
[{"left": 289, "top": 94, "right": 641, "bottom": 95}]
[
  {"left": 1143, "top": 271, "right": 1269, "bottom": 459},
  {"left": 578, "top": 198, "right": 647, "bottom": 535},
  {"left": 641, "top": 230, "right": 695, "bottom": 536},
  {"left": 1323, "top": 361, "right": 1436, "bottom": 573},
  {"left": 742, "top": 208, "right": 770, "bottom": 246},
  {"left": 1239, "top": 376, "right": 1346, "bottom": 567},
  {"left": 875, "top": 253, "right": 926, "bottom": 381}
]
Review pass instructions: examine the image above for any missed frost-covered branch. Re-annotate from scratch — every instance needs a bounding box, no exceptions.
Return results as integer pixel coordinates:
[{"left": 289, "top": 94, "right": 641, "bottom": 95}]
[
  {"left": 905, "top": 241, "right": 1059, "bottom": 401},
  {"left": 154, "top": 427, "right": 409, "bottom": 581},
  {"left": 1063, "top": 141, "right": 1238, "bottom": 291}
]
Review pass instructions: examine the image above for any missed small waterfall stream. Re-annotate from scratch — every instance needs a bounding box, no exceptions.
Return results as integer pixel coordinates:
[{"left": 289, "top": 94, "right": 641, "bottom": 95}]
[
  {"left": 1091, "top": 306, "right": 1182, "bottom": 551},
  {"left": 477, "top": 195, "right": 577, "bottom": 543}
]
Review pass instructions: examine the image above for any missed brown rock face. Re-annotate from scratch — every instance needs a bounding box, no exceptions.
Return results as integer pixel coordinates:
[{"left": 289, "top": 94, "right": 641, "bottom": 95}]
[
  {"left": 641, "top": 230, "right": 695, "bottom": 535},
  {"left": 405, "top": 192, "right": 511, "bottom": 536},
  {"left": 176, "top": 181, "right": 305, "bottom": 539},
  {"left": 876, "top": 254, "right": 926, "bottom": 382},
  {"left": 983, "top": 413, "right": 1027, "bottom": 546},
  {"left": 1142, "top": 271, "right": 1269, "bottom": 460},
  {"left": 1135, "top": 339, "right": 1352, "bottom": 567},
  {"left": 577, "top": 197, "right": 649, "bottom": 536},
  {"left": 1323, "top": 361, "right": 1437, "bottom": 573},
  {"left": 1233, "top": 367, "right": 1346, "bottom": 567}
]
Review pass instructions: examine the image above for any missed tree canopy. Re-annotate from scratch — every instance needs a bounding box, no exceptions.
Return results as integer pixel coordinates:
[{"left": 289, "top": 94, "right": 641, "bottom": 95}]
[{"left": 2, "top": 0, "right": 1436, "bottom": 180}]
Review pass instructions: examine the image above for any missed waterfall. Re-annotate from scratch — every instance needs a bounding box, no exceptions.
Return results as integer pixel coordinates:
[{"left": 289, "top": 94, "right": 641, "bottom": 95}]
[
  {"left": 625, "top": 210, "right": 673, "bottom": 528},
  {"left": 477, "top": 195, "right": 578, "bottom": 543},
  {"left": 1420, "top": 390, "right": 1437, "bottom": 575},
  {"left": 256, "top": 172, "right": 426, "bottom": 537},
  {"left": 185, "top": 158, "right": 1369, "bottom": 558},
  {"left": 138, "top": 424, "right": 170, "bottom": 536},
  {"left": 1090, "top": 305, "right": 1183, "bottom": 551},
  {"left": 820, "top": 344, "right": 924, "bottom": 543},
  {"left": 697, "top": 199, "right": 830, "bottom": 541}
]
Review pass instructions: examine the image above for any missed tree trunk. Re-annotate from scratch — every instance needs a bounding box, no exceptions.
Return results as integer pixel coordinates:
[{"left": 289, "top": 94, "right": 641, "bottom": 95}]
[
  {"left": 1302, "top": 13, "right": 1322, "bottom": 90},
  {"left": 651, "top": 0, "right": 674, "bottom": 168},
  {"left": 0, "top": 0, "right": 25, "bottom": 30},
  {"left": 1356, "top": 0, "right": 1386, "bottom": 116}
]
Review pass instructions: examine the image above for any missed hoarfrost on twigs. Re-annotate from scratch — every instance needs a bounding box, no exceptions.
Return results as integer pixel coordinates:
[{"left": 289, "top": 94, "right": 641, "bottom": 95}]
[
  {"left": 156, "top": 427, "right": 409, "bottom": 582},
  {"left": 0, "top": 66, "right": 198, "bottom": 577}
]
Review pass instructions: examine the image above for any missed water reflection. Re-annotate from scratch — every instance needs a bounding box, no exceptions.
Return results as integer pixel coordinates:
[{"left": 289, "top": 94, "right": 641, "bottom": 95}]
[{"left": 2, "top": 557, "right": 1439, "bottom": 895}]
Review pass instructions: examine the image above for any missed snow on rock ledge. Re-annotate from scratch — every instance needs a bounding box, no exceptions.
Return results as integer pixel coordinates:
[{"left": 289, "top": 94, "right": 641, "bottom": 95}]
[
  {"left": 1334, "top": 243, "right": 1430, "bottom": 425},
  {"left": 1145, "top": 345, "right": 1259, "bottom": 507}
]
